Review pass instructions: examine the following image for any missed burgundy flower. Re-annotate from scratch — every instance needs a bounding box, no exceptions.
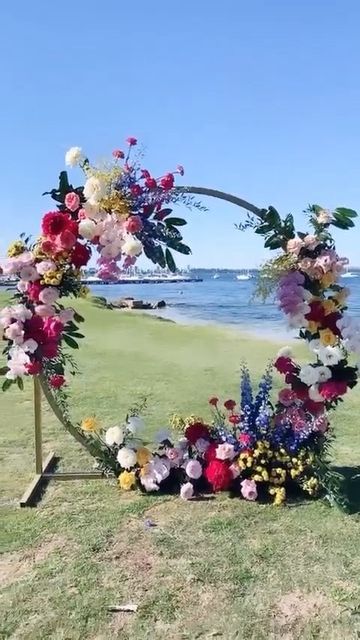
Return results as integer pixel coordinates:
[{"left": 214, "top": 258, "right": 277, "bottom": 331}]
[{"left": 126, "top": 137, "right": 137, "bottom": 146}]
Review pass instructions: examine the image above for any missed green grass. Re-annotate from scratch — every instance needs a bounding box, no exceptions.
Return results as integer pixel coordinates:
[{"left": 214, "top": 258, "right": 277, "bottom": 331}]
[{"left": 1, "top": 293, "right": 360, "bottom": 639}]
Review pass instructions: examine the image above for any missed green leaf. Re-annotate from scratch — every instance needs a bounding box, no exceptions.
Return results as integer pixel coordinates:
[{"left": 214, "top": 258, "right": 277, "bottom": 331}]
[
  {"left": 154, "top": 208, "right": 172, "bottom": 220},
  {"left": 165, "top": 249, "right": 176, "bottom": 272},
  {"left": 68, "top": 332, "right": 85, "bottom": 339},
  {"left": 170, "top": 242, "right": 191, "bottom": 255},
  {"left": 16, "top": 377, "right": 24, "bottom": 391},
  {"left": 73, "top": 312, "right": 85, "bottom": 323},
  {"left": 264, "top": 235, "right": 283, "bottom": 249},
  {"left": 62, "top": 334, "right": 79, "bottom": 349},
  {"left": 332, "top": 213, "right": 355, "bottom": 229},
  {"left": 154, "top": 245, "right": 166, "bottom": 268},
  {"left": 335, "top": 207, "right": 358, "bottom": 218},
  {"left": 265, "top": 206, "right": 282, "bottom": 227},
  {"left": 165, "top": 217, "right": 187, "bottom": 226},
  {"left": 254, "top": 223, "right": 273, "bottom": 235},
  {"left": 0, "top": 366, "right": 8, "bottom": 376},
  {"left": 143, "top": 243, "right": 157, "bottom": 264},
  {"left": 58, "top": 171, "right": 70, "bottom": 194},
  {"left": 2, "top": 378, "right": 13, "bottom": 392}
]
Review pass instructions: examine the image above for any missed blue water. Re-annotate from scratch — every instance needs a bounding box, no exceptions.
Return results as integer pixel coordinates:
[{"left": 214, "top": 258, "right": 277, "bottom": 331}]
[{"left": 89, "top": 271, "right": 360, "bottom": 339}]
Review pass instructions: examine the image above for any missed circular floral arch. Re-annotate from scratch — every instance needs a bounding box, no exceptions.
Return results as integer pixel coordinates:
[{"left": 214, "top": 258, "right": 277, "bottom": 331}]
[{"left": 1, "top": 138, "right": 359, "bottom": 506}]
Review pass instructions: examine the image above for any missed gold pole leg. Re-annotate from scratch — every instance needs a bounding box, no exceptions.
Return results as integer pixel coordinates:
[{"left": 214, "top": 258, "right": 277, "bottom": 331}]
[{"left": 34, "top": 376, "right": 43, "bottom": 474}]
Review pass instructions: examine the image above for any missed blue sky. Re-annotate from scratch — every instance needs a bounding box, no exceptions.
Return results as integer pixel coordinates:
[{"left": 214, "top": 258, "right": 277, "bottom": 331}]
[{"left": 1, "top": 0, "right": 360, "bottom": 268}]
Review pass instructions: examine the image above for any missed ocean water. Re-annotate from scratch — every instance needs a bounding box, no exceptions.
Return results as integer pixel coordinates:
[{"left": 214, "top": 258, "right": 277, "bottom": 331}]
[{"left": 90, "top": 271, "right": 360, "bottom": 339}]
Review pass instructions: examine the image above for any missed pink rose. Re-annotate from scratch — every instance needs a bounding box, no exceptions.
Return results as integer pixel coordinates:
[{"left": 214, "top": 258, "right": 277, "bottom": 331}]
[
  {"left": 216, "top": 443, "right": 235, "bottom": 460},
  {"left": 185, "top": 459, "right": 202, "bottom": 479},
  {"left": 4, "top": 322, "right": 24, "bottom": 344},
  {"left": 19, "top": 266, "right": 39, "bottom": 282},
  {"left": 240, "top": 479, "right": 258, "bottom": 501},
  {"left": 39, "top": 287, "right": 59, "bottom": 305},
  {"left": 278, "top": 388, "right": 297, "bottom": 407},
  {"left": 286, "top": 238, "right": 303, "bottom": 255},
  {"left": 65, "top": 192, "right": 81, "bottom": 212},
  {"left": 303, "top": 234, "right": 320, "bottom": 250},
  {"left": 180, "top": 482, "right": 194, "bottom": 500},
  {"left": 36, "top": 260, "right": 56, "bottom": 275},
  {"left": 35, "top": 304, "right": 55, "bottom": 318},
  {"left": 125, "top": 215, "right": 143, "bottom": 234}
]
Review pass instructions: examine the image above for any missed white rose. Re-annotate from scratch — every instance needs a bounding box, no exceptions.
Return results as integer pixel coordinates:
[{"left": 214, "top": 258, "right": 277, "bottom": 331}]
[
  {"left": 127, "top": 416, "right": 145, "bottom": 434},
  {"left": 84, "top": 176, "right": 107, "bottom": 205},
  {"left": 79, "top": 219, "right": 97, "bottom": 241},
  {"left": 318, "top": 345, "right": 342, "bottom": 366},
  {"left": 122, "top": 236, "right": 143, "bottom": 257},
  {"left": 117, "top": 446, "right": 137, "bottom": 469},
  {"left": 105, "top": 426, "right": 124, "bottom": 446},
  {"left": 317, "top": 366, "right": 332, "bottom": 382},
  {"left": 65, "top": 146, "right": 83, "bottom": 167},
  {"left": 299, "top": 365, "right": 319, "bottom": 386}
]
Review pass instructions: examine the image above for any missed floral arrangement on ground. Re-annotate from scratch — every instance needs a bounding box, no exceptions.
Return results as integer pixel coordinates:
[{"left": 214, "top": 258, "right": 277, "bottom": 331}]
[{"left": 1, "top": 139, "right": 359, "bottom": 507}]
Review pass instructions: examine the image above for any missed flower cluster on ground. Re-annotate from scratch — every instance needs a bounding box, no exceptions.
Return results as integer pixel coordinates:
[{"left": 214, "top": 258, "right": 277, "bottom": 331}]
[{"left": 1, "top": 138, "right": 199, "bottom": 390}]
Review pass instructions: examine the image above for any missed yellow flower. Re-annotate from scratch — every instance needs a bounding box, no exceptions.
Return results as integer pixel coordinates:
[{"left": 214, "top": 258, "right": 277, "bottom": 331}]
[
  {"left": 136, "top": 447, "right": 152, "bottom": 466},
  {"left": 253, "top": 474, "right": 263, "bottom": 482},
  {"left": 307, "top": 320, "right": 320, "bottom": 334},
  {"left": 321, "top": 272, "right": 336, "bottom": 288},
  {"left": 273, "top": 487, "right": 286, "bottom": 506},
  {"left": 322, "top": 299, "right": 337, "bottom": 315},
  {"left": 81, "top": 416, "right": 99, "bottom": 432},
  {"left": 261, "top": 469, "right": 269, "bottom": 482},
  {"left": 238, "top": 452, "right": 253, "bottom": 470},
  {"left": 43, "top": 270, "right": 63, "bottom": 286},
  {"left": 118, "top": 470, "right": 136, "bottom": 491},
  {"left": 79, "top": 285, "right": 90, "bottom": 298},
  {"left": 319, "top": 328, "right": 337, "bottom": 346},
  {"left": 7, "top": 240, "right": 26, "bottom": 257}
]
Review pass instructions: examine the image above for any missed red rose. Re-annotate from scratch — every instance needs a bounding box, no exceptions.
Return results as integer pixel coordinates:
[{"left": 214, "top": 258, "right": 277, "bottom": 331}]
[
  {"left": 185, "top": 422, "right": 210, "bottom": 445},
  {"left": 224, "top": 399, "right": 236, "bottom": 411},
  {"left": 229, "top": 414, "right": 241, "bottom": 425},
  {"left": 49, "top": 374, "right": 66, "bottom": 389},
  {"left": 41, "top": 342, "right": 59, "bottom": 359},
  {"left": 71, "top": 242, "right": 91, "bottom": 268},
  {"left": 204, "top": 459, "right": 233, "bottom": 492},
  {"left": 305, "top": 301, "right": 325, "bottom": 323},
  {"left": 319, "top": 380, "right": 347, "bottom": 400},
  {"left": 42, "top": 212, "right": 73, "bottom": 237},
  {"left": 26, "top": 361, "right": 42, "bottom": 375},
  {"left": 43, "top": 317, "right": 63, "bottom": 341},
  {"left": 27, "top": 281, "right": 42, "bottom": 303},
  {"left": 274, "top": 357, "right": 297, "bottom": 375},
  {"left": 145, "top": 177, "right": 157, "bottom": 190},
  {"left": 130, "top": 184, "right": 143, "bottom": 197},
  {"left": 126, "top": 137, "right": 137, "bottom": 146},
  {"left": 125, "top": 215, "right": 143, "bottom": 234},
  {"left": 204, "top": 442, "right": 217, "bottom": 463},
  {"left": 112, "top": 149, "right": 124, "bottom": 159},
  {"left": 160, "top": 173, "right": 175, "bottom": 191},
  {"left": 209, "top": 396, "right": 219, "bottom": 406},
  {"left": 292, "top": 382, "right": 309, "bottom": 401}
]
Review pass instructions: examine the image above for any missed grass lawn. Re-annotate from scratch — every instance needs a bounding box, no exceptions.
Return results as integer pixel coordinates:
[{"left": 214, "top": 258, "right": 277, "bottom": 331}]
[{"left": 1, "top": 293, "right": 360, "bottom": 639}]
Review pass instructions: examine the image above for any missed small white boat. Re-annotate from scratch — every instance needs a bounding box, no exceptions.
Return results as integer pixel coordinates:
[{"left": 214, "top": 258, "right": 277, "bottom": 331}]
[
  {"left": 342, "top": 271, "right": 358, "bottom": 279},
  {"left": 236, "top": 271, "right": 251, "bottom": 281},
  {"left": 213, "top": 273, "right": 220, "bottom": 279}
]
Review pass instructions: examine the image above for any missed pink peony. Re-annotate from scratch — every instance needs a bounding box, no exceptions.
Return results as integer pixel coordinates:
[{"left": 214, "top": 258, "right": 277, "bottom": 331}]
[
  {"left": 180, "top": 482, "right": 194, "bottom": 500},
  {"left": 278, "top": 388, "right": 297, "bottom": 407},
  {"left": 216, "top": 443, "right": 236, "bottom": 460},
  {"left": 185, "top": 459, "right": 203, "bottom": 479},
  {"left": 35, "top": 304, "right": 55, "bottom": 318},
  {"left": 65, "top": 192, "right": 81, "bottom": 212},
  {"left": 43, "top": 317, "right": 63, "bottom": 341},
  {"left": 39, "top": 287, "right": 59, "bottom": 305},
  {"left": 36, "top": 260, "right": 56, "bottom": 275},
  {"left": 20, "top": 266, "right": 39, "bottom": 282},
  {"left": 240, "top": 479, "right": 258, "bottom": 501}
]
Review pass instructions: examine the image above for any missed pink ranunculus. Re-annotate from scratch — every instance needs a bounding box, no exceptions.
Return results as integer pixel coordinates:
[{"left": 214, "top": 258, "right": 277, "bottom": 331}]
[
  {"left": 65, "top": 192, "right": 81, "bottom": 212},
  {"left": 240, "top": 479, "right": 258, "bottom": 501},
  {"left": 49, "top": 374, "right": 66, "bottom": 389},
  {"left": 216, "top": 443, "right": 236, "bottom": 460},
  {"left": 238, "top": 433, "right": 252, "bottom": 447},
  {"left": 180, "top": 482, "right": 194, "bottom": 500},
  {"left": 185, "top": 459, "right": 203, "bottom": 479},
  {"left": 319, "top": 380, "right": 348, "bottom": 400},
  {"left": 43, "top": 317, "right": 63, "bottom": 341},
  {"left": 278, "top": 388, "right": 297, "bottom": 407},
  {"left": 39, "top": 287, "right": 59, "bottom": 305}
]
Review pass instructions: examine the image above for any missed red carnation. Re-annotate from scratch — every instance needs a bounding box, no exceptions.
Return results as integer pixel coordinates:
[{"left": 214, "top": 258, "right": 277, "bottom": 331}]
[
  {"left": 160, "top": 173, "right": 175, "bottom": 191},
  {"left": 41, "top": 342, "right": 59, "bottom": 359},
  {"left": 224, "top": 399, "right": 236, "bottom": 411},
  {"left": 24, "top": 316, "right": 45, "bottom": 344},
  {"left": 112, "top": 149, "right": 124, "bottom": 159},
  {"left": 185, "top": 422, "right": 210, "bottom": 445},
  {"left": 71, "top": 242, "right": 91, "bottom": 268},
  {"left": 125, "top": 215, "right": 143, "bottom": 234},
  {"left": 209, "top": 397, "right": 219, "bottom": 406},
  {"left": 305, "top": 301, "right": 325, "bottom": 323},
  {"left": 275, "top": 357, "right": 297, "bottom": 375},
  {"left": 204, "top": 459, "right": 233, "bottom": 492},
  {"left": 126, "top": 137, "right": 137, "bottom": 146},
  {"left": 26, "top": 361, "right": 42, "bottom": 375},
  {"left": 319, "top": 380, "right": 347, "bottom": 400},
  {"left": 145, "top": 177, "right": 157, "bottom": 190},
  {"left": 49, "top": 374, "right": 66, "bottom": 389},
  {"left": 42, "top": 212, "right": 72, "bottom": 237},
  {"left": 27, "top": 281, "right": 42, "bottom": 303}
]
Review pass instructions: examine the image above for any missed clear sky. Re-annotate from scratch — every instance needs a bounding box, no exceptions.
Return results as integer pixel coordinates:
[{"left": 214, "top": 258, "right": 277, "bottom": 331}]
[{"left": 1, "top": 0, "right": 360, "bottom": 269}]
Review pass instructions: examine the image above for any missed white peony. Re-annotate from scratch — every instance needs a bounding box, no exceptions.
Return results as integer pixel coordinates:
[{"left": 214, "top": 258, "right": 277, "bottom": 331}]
[
  {"left": 117, "top": 446, "right": 137, "bottom": 469},
  {"left": 127, "top": 416, "right": 145, "bottom": 434},
  {"left": 309, "top": 339, "right": 321, "bottom": 353},
  {"left": 309, "top": 385, "right": 324, "bottom": 402},
  {"left": 318, "top": 345, "right": 342, "bottom": 366},
  {"left": 105, "top": 426, "right": 124, "bottom": 447},
  {"left": 299, "top": 365, "right": 319, "bottom": 386},
  {"left": 122, "top": 236, "right": 143, "bottom": 257},
  {"left": 317, "top": 366, "right": 332, "bottom": 382},
  {"left": 22, "top": 338, "right": 38, "bottom": 353},
  {"left": 79, "top": 219, "right": 97, "bottom": 241},
  {"left": 65, "top": 146, "right": 83, "bottom": 167},
  {"left": 84, "top": 176, "right": 107, "bottom": 205}
]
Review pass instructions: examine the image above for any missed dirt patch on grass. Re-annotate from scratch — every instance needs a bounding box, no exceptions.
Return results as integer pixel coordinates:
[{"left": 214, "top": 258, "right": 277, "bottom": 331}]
[
  {"left": 0, "top": 534, "right": 68, "bottom": 589},
  {"left": 273, "top": 589, "right": 339, "bottom": 636}
]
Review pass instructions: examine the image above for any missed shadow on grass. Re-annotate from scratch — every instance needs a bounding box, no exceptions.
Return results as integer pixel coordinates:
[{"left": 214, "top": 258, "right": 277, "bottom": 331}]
[{"left": 332, "top": 466, "right": 360, "bottom": 514}]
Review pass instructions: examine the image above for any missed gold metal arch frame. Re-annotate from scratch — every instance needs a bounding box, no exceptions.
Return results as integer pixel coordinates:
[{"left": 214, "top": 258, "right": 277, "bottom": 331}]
[{"left": 20, "top": 187, "right": 262, "bottom": 507}]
